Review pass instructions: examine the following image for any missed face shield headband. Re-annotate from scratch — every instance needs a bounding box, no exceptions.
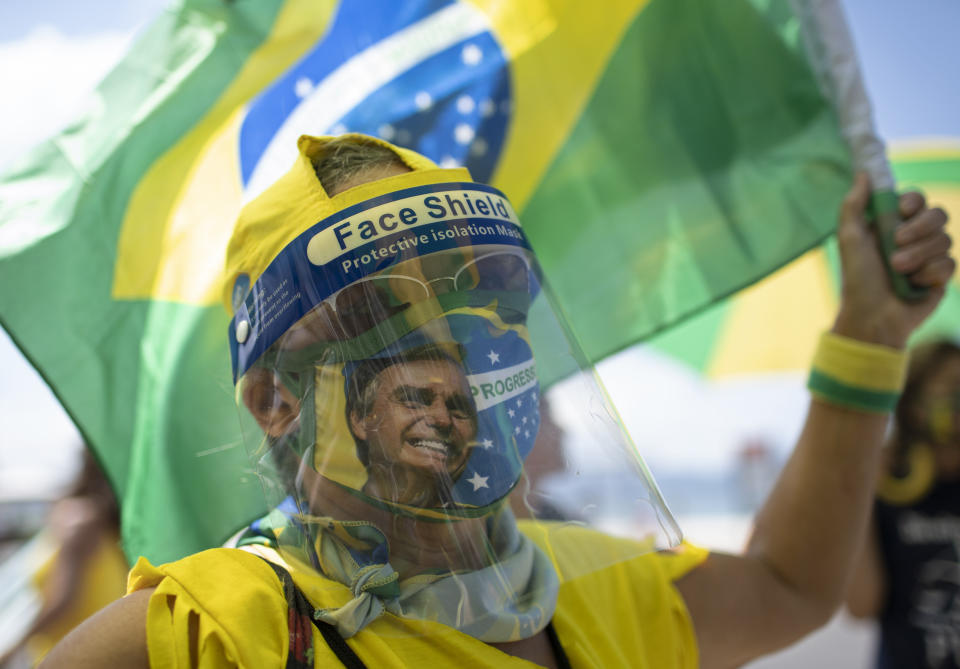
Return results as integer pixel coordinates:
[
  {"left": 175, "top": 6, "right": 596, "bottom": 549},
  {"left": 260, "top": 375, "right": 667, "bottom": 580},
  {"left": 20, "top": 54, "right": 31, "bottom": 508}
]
[
  {"left": 230, "top": 182, "right": 544, "bottom": 520},
  {"left": 229, "top": 181, "right": 530, "bottom": 380}
]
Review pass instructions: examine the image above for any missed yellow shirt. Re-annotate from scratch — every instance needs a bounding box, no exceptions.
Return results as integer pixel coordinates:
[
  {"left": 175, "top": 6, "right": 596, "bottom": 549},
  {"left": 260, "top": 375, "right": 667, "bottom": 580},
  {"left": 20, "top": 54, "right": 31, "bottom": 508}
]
[{"left": 128, "top": 524, "right": 707, "bottom": 668}]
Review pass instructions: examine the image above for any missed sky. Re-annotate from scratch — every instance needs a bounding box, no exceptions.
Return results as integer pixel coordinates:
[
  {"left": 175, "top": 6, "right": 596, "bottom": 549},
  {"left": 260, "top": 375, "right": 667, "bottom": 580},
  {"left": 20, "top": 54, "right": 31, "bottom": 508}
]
[{"left": 0, "top": 0, "right": 958, "bottom": 499}]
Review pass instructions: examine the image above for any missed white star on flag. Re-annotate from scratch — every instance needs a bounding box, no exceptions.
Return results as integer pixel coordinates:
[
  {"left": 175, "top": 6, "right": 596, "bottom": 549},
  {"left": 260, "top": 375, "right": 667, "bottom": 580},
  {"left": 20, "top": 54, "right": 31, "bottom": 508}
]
[
  {"left": 524, "top": 430, "right": 530, "bottom": 438},
  {"left": 462, "top": 43, "right": 483, "bottom": 66},
  {"left": 516, "top": 398, "right": 523, "bottom": 407},
  {"left": 414, "top": 90, "right": 432, "bottom": 110},
  {"left": 508, "top": 408, "right": 515, "bottom": 418},
  {"left": 515, "top": 426, "right": 521, "bottom": 435},
  {"left": 486, "top": 350, "right": 500, "bottom": 365},
  {"left": 467, "top": 472, "right": 489, "bottom": 491},
  {"left": 293, "top": 77, "right": 314, "bottom": 98},
  {"left": 522, "top": 416, "right": 527, "bottom": 424},
  {"left": 480, "top": 438, "right": 494, "bottom": 450}
]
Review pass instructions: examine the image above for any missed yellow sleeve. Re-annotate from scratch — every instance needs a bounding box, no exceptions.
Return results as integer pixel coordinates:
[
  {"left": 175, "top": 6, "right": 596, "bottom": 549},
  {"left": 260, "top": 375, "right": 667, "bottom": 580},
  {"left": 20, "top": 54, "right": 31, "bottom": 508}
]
[
  {"left": 644, "top": 542, "right": 710, "bottom": 668},
  {"left": 657, "top": 541, "right": 711, "bottom": 581},
  {"left": 127, "top": 548, "right": 289, "bottom": 669},
  {"left": 554, "top": 541, "right": 708, "bottom": 669},
  {"left": 519, "top": 520, "right": 708, "bottom": 669}
]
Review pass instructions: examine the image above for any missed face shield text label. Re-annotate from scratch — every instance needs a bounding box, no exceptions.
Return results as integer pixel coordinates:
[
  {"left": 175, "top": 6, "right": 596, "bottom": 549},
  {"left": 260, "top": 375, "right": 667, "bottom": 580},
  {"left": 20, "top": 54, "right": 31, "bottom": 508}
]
[
  {"left": 308, "top": 188, "right": 520, "bottom": 266},
  {"left": 339, "top": 232, "right": 431, "bottom": 273},
  {"left": 336, "top": 222, "right": 521, "bottom": 275},
  {"left": 230, "top": 183, "right": 531, "bottom": 381}
]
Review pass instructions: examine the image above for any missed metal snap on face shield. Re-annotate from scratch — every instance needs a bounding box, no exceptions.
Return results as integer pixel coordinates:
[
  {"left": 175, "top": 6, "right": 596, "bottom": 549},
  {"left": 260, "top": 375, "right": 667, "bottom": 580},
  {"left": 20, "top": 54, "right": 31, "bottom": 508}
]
[{"left": 224, "top": 135, "right": 680, "bottom": 642}]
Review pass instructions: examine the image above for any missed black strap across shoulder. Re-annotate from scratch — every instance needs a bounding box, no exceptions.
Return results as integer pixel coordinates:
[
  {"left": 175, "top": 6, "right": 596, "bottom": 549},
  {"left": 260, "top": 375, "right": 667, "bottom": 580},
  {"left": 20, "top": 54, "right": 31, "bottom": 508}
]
[
  {"left": 262, "top": 559, "right": 367, "bottom": 669},
  {"left": 262, "top": 556, "right": 570, "bottom": 668},
  {"left": 546, "top": 621, "right": 572, "bottom": 669}
]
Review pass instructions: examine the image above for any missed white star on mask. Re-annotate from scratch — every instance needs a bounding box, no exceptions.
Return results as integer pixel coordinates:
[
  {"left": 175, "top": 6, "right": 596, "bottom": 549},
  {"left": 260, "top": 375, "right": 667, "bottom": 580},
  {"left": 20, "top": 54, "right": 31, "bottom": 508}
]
[{"left": 467, "top": 472, "right": 489, "bottom": 491}]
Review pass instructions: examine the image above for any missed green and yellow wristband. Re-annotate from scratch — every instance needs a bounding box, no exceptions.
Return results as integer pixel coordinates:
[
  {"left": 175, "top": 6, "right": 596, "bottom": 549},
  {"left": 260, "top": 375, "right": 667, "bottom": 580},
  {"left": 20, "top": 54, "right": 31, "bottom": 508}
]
[{"left": 807, "top": 331, "right": 908, "bottom": 413}]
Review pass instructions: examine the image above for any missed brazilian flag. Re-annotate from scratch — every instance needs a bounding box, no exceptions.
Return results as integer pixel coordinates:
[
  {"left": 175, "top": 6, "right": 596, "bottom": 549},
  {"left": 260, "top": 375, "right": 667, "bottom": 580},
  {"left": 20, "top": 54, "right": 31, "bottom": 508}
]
[{"left": 0, "top": 0, "right": 855, "bottom": 563}]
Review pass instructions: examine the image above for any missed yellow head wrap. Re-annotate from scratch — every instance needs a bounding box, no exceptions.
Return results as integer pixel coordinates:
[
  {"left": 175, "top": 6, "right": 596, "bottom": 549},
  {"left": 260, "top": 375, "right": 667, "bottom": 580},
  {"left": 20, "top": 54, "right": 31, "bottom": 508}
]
[{"left": 222, "top": 133, "right": 471, "bottom": 313}]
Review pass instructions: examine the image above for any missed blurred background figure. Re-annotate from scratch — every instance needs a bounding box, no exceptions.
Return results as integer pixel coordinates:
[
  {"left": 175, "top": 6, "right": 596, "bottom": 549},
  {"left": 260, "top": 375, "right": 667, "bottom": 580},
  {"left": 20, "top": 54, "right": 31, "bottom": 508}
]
[
  {"left": 846, "top": 339, "right": 960, "bottom": 669},
  {"left": 0, "top": 447, "right": 127, "bottom": 668},
  {"left": 734, "top": 437, "right": 782, "bottom": 513}
]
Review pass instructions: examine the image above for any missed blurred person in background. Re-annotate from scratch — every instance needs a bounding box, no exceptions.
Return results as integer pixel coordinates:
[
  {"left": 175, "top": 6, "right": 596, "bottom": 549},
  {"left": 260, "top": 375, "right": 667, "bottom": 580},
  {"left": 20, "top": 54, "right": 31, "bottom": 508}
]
[
  {"left": 0, "top": 447, "right": 127, "bottom": 668},
  {"left": 847, "top": 339, "right": 960, "bottom": 668},
  {"left": 733, "top": 437, "right": 782, "bottom": 513}
]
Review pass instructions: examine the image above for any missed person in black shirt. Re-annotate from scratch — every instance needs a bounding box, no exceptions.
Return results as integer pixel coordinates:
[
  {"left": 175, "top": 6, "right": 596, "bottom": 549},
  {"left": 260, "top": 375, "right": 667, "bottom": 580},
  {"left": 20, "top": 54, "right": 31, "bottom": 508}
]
[{"left": 847, "top": 339, "right": 960, "bottom": 668}]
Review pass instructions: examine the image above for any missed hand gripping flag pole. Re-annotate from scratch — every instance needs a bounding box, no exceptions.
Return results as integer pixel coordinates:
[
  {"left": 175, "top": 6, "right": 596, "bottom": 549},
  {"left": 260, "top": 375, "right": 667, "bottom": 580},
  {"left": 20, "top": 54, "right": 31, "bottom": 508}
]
[{"left": 791, "top": 0, "right": 928, "bottom": 301}]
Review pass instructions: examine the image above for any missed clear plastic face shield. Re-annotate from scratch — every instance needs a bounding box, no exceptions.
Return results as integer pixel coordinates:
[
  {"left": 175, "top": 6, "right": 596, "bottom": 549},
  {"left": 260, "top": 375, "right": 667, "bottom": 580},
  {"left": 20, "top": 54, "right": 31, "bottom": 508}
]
[{"left": 228, "top": 168, "right": 680, "bottom": 640}]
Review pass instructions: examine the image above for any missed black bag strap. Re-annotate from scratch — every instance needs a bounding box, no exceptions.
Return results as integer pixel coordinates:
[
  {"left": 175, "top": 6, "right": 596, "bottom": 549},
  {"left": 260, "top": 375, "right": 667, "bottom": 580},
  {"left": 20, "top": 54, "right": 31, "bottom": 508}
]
[
  {"left": 545, "top": 621, "right": 573, "bottom": 669},
  {"left": 262, "top": 559, "right": 367, "bottom": 669}
]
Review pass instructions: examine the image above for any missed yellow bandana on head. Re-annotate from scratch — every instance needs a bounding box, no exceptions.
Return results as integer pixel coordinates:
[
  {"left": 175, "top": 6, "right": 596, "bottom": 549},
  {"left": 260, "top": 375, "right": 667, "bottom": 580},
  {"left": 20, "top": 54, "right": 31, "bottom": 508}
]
[{"left": 222, "top": 134, "right": 471, "bottom": 314}]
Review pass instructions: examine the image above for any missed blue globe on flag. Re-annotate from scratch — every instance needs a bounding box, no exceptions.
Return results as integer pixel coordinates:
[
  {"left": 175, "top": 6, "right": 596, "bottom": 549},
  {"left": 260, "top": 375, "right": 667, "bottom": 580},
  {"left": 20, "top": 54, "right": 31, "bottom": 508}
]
[{"left": 239, "top": 0, "right": 512, "bottom": 199}]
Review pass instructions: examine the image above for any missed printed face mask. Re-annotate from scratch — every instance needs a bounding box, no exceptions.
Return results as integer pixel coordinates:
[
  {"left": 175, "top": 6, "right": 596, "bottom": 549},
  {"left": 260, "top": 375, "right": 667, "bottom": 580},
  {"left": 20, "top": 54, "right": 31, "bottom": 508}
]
[
  {"left": 318, "top": 308, "right": 540, "bottom": 517},
  {"left": 248, "top": 252, "right": 541, "bottom": 517}
]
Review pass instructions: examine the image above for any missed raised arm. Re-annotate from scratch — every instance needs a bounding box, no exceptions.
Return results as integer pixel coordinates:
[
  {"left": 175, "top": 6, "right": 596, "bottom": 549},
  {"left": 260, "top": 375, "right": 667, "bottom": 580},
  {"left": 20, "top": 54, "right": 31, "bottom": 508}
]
[{"left": 675, "top": 174, "right": 953, "bottom": 668}]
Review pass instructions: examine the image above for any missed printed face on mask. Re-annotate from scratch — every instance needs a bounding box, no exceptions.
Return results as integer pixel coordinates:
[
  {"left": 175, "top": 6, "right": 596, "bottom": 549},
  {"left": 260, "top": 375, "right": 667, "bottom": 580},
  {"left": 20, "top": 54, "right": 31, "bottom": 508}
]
[{"left": 350, "top": 357, "right": 478, "bottom": 506}]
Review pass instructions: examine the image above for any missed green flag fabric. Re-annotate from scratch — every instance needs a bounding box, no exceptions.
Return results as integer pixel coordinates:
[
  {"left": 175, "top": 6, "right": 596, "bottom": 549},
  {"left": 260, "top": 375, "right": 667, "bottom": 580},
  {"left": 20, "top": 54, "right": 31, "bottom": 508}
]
[
  {"left": 0, "top": 0, "right": 856, "bottom": 564},
  {"left": 647, "top": 146, "right": 960, "bottom": 378}
]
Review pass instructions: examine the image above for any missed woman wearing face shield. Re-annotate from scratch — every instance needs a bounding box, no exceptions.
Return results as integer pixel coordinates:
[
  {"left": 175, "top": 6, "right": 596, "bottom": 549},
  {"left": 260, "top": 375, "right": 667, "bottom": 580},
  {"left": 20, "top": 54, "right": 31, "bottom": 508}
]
[
  {"left": 846, "top": 340, "right": 960, "bottom": 668},
  {"left": 42, "top": 134, "right": 955, "bottom": 669}
]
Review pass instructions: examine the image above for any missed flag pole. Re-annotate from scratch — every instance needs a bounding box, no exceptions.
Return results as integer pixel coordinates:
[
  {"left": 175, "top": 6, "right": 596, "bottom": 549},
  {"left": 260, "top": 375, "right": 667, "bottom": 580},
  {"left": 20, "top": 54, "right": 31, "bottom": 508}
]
[{"left": 790, "top": 0, "right": 928, "bottom": 301}]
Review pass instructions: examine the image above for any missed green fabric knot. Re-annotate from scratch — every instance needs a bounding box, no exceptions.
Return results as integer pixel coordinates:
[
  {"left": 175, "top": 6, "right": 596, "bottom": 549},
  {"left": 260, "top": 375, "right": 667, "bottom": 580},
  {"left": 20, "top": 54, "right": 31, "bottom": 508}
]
[{"left": 352, "top": 562, "right": 400, "bottom": 598}]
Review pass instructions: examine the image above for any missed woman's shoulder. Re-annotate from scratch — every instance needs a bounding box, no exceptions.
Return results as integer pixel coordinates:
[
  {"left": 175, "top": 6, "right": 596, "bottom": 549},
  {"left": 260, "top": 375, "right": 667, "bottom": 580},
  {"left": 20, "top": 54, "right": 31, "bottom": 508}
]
[
  {"left": 516, "top": 522, "right": 705, "bottom": 669},
  {"left": 43, "top": 546, "right": 292, "bottom": 667},
  {"left": 126, "top": 546, "right": 290, "bottom": 668}
]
